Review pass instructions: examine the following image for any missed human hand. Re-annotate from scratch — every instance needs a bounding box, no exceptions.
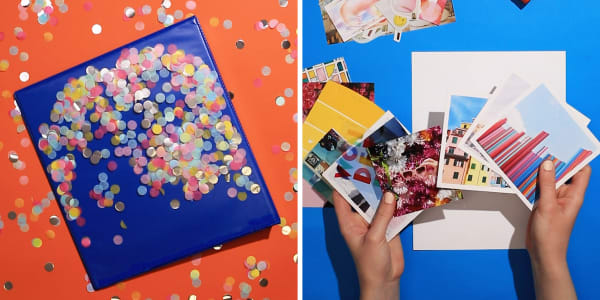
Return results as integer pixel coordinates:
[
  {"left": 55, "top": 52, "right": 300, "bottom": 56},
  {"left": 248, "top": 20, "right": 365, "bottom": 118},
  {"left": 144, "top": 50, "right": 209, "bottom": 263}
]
[
  {"left": 333, "top": 191, "right": 403, "bottom": 300},
  {"left": 526, "top": 160, "right": 591, "bottom": 300}
]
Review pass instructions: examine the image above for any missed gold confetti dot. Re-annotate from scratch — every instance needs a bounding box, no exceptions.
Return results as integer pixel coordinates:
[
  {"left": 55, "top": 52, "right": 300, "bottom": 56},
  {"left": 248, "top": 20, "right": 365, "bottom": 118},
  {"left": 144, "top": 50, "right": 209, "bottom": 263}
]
[
  {"left": 0, "top": 60, "right": 9, "bottom": 72},
  {"left": 237, "top": 192, "right": 247, "bottom": 201},
  {"left": 45, "top": 229, "right": 55, "bottom": 239},
  {"left": 209, "top": 17, "right": 219, "bottom": 27},
  {"left": 170, "top": 199, "right": 180, "bottom": 210},
  {"left": 43, "top": 32, "right": 53, "bottom": 42},
  {"left": 241, "top": 166, "right": 252, "bottom": 176}
]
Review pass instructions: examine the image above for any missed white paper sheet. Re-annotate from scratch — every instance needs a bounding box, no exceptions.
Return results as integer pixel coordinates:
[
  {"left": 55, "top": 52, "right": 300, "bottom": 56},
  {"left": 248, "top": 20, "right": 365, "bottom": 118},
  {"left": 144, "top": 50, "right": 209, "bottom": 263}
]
[{"left": 411, "top": 51, "right": 566, "bottom": 250}]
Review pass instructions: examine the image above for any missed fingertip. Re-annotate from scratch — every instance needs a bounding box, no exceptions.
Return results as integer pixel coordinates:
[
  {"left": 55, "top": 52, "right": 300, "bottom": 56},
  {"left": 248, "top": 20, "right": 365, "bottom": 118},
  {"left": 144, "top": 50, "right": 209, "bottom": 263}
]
[
  {"left": 383, "top": 192, "right": 395, "bottom": 205},
  {"left": 542, "top": 159, "right": 554, "bottom": 172}
]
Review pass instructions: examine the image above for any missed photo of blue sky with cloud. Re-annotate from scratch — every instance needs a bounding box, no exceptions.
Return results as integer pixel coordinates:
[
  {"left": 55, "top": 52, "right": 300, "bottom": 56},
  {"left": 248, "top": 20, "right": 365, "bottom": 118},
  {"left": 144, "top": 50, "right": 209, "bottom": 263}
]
[{"left": 448, "top": 96, "right": 488, "bottom": 130}]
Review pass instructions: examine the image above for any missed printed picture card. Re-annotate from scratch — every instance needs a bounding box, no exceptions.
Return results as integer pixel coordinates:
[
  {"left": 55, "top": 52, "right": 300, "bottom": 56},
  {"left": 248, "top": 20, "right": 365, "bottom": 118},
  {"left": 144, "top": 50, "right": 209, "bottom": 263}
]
[
  {"left": 323, "top": 112, "right": 420, "bottom": 241},
  {"left": 472, "top": 84, "right": 600, "bottom": 207},
  {"left": 303, "top": 82, "right": 375, "bottom": 120},
  {"left": 458, "top": 74, "right": 590, "bottom": 171},
  {"left": 303, "top": 81, "right": 384, "bottom": 158},
  {"left": 367, "top": 126, "right": 462, "bottom": 217},
  {"left": 324, "top": 0, "right": 386, "bottom": 42},
  {"left": 303, "top": 129, "right": 352, "bottom": 205},
  {"left": 437, "top": 95, "right": 512, "bottom": 193},
  {"left": 302, "top": 57, "right": 351, "bottom": 83}
]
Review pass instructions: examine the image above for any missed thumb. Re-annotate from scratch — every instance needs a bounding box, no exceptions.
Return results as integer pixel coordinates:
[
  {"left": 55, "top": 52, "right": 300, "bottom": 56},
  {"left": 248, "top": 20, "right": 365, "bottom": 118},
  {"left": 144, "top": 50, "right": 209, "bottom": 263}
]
[
  {"left": 366, "top": 192, "right": 396, "bottom": 242},
  {"left": 537, "top": 159, "right": 557, "bottom": 209}
]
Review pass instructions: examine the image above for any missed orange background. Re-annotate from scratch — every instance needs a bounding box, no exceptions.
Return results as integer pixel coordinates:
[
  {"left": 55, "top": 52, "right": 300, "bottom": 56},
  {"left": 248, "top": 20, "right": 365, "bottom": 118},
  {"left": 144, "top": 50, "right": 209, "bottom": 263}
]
[{"left": 0, "top": 0, "right": 297, "bottom": 299}]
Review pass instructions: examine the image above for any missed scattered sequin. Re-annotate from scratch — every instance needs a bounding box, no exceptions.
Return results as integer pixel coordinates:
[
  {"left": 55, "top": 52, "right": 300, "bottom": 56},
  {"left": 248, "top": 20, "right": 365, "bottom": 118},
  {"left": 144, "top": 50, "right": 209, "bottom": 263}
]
[
  {"left": 223, "top": 19, "right": 232, "bottom": 29},
  {"left": 91, "top": 24, "right": 102, "bottom": 35},
  {"left": 170, "top": 199, "right": 180, "bottom": 210},
  {"left": 43, "top": 32, "right": 53, "bottom": 42},
  {"left": 261, "top": 66, "right": 271, "bottom": 76},
  {"left": 44, "top": 262, "right": 54, "bottom": 272},
  {"left": 135, "top": 21, "right": 145, "bottom": 31},
  {"left": 235, "top": 40, "right": 245, "bottom": 49},
  {"left": 0, "top": 60, "right": 9, "bottom": 72},
  {"left": 275, "top": 96, "right": 285, "bottom": 106},
  {"left": 124, "top": 7, "right": 135, "bottom": 18},
  {"left": 32, "top": 237, "right": 42, "bottom": 248},
  {"left": 284, "top": 87, "right": 294, "bottom": 97},
  {"left": 113, "top": 234, "right": 123, "bottom": 245},
  {"left": 81, "top": 236, "right": 91, "bottom": 247},
  {"left": 281, "top": 142, "right": 291, "bottom": 152},
  {"left": 49, "top": 215, "right": 60, "bottom": 226},
  {"left": 3, "top": 281, "right": 13, "bottom": 291},
  {"left": 185, "top": 1, "right": 197, "bottom": 10},
  {"left": 9, "top": 46, "right": 19, "bottom": 55},
  {"left": 284, "top": 191, "right": 294, "bottom": 201}
]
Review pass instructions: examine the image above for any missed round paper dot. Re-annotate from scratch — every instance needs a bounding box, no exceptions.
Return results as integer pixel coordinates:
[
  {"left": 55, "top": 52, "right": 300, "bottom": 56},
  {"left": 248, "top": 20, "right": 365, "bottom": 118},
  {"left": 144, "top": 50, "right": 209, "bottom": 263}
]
[
  {"left": 3, "top": 281, "right": 13, "bottom": 291},
  {"left": 223, "top": 19, "right": 232, "bottom": 29},
  {"left": 284, "top": 192, "right": 294, "bottom": 201},
  {"left": 253, "top": 78, "right": 262, "bottom": 87},
  {"left": 174, "top": 10, "right": 183, "bottom": 20},
  {"left": 45, "top": 229, "right": 56, "bottom": 239},
  {"left": 186, "top": 0, "right": 197, "bottom": 10},
  {"left": 14, "top": 198, "right": 24, "bottom": 208},
  {"left": 19, "top": 174, "right": 29, "bottom": 184},
  {"left": 9, "top": 46, "right": 19, "bottom": 56},
  {"left": 190, "top": 269, "right": 200, "bottom": 279},
  {"left": 142, "top": 5, "right": 152, "bottom": 15},
  {"left": 135, "top": 21, "right": 145, "bottom": 31},
  {"left": 209, "top": 17, "right": 219, "bottom": 27},
  {"left": 81, "top": 237, "right": 91, "bottom": 247},
  {"left": 113, "top": 234, "right": 123, "bottom": 245},
  {"left": 284, "top": 88, "right": 294, "bottom": 97},
  {"left": 19, "top": 52, "right": 29, "bottom": 62},
  {"left": 275, "top": 96, "right": 285, "bottom": 106},
  {"left": 83, "top": 1, "right": 92, "bottom": 11},
  {"left": 261, "top": 66, "right": 271, "bottom": 76},
  {"left": 91, "top": 24, "right": 102, "bottom": 35},
  {"left": 32, "top": 237, "right": 42, "bottom": 248},
  {"left": 0, "top": 60, "right": 9, "bottom": 72},
  {"left": 43, "top": 32, "right": 53, "bottom": 42}
]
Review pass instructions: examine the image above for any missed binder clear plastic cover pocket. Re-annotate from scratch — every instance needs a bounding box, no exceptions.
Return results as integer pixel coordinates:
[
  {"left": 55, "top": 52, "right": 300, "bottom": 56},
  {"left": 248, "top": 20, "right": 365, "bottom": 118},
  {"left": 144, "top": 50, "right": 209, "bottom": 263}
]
[{"left": 14, "top": 17, "right": 280, "bottom": 289}]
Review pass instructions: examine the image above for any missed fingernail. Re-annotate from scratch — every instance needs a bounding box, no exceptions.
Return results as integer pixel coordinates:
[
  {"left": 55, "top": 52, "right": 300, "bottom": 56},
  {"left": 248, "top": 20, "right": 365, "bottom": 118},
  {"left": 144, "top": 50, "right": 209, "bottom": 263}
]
[
  {"left": 542, "top": 160, "right": 554, "bottom": 171},
  {"left": 384, "top": 193, "right": 394, "bottom": 204}
]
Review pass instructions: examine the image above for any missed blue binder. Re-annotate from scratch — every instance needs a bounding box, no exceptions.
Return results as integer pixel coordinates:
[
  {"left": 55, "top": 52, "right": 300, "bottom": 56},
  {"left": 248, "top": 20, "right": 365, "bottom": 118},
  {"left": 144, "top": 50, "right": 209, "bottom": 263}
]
[{"left": 14, "top": 17, "right": 280, "bottom": 289}]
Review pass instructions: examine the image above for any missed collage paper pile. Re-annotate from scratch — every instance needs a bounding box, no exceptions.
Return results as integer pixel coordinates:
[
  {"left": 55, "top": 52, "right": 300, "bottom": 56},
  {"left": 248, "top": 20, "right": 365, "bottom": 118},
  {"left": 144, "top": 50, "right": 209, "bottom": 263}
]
[
  {"left": 303, "top": 77, "right": 464, "bottom": 240},
  {"left": 319, "top": 0, "right": 456, "bottom": 44},
  {"left": 303, "top": 64, "right": 599, "bottom": 241}
]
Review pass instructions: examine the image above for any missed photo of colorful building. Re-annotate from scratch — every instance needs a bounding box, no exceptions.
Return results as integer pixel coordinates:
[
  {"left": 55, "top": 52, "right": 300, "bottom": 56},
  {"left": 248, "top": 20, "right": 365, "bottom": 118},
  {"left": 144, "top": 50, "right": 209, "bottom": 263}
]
[{"left": 441, "top": 96, "right": 509, "bottom": 189}]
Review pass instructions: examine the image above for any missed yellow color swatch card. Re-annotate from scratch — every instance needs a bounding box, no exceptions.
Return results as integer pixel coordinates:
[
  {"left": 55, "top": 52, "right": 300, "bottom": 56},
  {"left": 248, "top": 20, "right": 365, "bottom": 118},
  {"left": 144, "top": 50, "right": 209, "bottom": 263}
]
[{"left": 303, "top": 81, "right": 385, "bottom": 157}]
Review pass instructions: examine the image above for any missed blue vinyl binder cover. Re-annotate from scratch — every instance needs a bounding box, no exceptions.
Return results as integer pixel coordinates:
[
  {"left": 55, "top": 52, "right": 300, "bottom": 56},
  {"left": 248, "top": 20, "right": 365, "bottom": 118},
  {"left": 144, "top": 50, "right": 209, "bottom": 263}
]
[{"left": 14, "top": 17, "right": 280, "bottom": 289}]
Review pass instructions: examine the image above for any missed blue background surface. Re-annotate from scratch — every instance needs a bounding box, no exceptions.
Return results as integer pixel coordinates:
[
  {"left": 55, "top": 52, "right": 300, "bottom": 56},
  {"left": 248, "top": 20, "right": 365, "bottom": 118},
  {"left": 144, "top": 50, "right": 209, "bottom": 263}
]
[{"left": 303, "top": 0, "right": 600, "bottom": 299}]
